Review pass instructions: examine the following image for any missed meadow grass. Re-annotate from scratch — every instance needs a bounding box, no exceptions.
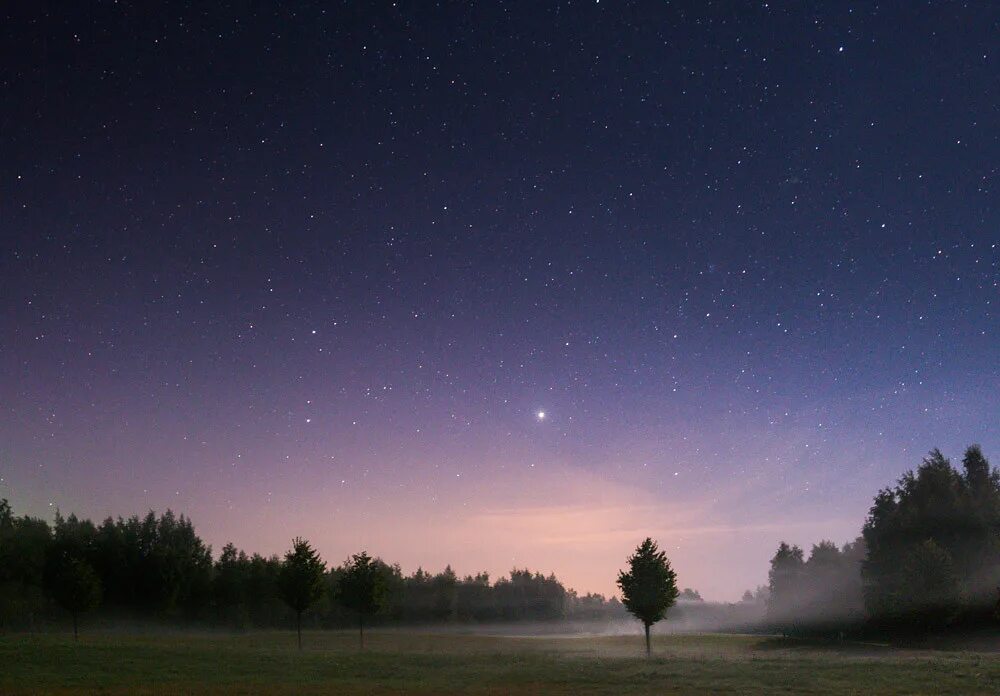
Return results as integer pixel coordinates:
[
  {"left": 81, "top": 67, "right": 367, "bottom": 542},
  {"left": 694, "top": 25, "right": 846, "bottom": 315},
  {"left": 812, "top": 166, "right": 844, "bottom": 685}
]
[{"left": 2, "top": 629, "right": 998, "bottom": 694}]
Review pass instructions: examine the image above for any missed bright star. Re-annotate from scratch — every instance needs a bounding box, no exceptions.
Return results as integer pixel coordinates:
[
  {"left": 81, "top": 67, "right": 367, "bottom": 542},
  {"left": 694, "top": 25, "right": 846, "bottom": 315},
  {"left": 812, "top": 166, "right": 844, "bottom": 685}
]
[{"left": 536, "top": 410, "right": 546, "bottom": 420}]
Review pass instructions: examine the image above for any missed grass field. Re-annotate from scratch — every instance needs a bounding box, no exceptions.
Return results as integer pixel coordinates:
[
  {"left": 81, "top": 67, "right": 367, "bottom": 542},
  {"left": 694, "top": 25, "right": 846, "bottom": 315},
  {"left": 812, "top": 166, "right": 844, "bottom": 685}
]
[{"left": 2, "top": 629, "right": 999, "bottom": 695}]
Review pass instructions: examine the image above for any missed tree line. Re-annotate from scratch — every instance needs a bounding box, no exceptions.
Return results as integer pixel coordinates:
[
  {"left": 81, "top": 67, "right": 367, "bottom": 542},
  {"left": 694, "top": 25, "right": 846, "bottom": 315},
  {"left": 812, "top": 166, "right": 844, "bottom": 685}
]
[
  {"left": 6, "top": 444, "right": 993, "bottom": 644},
  {"left": 0, "top": 501, "right": 634, "bottom": 640},
  {"left": 764, "top": 445, "right": 1000, "bottom": 638}
]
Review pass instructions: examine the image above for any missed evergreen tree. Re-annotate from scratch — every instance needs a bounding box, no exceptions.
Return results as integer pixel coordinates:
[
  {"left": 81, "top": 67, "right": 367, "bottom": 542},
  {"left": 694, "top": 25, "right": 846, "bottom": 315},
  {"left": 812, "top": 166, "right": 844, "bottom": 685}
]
[
  {"left": 616, "top": 538, "right": 679, "bottom": 656},
  {"left": 963, "top": 444, "right": 998, "bottom": 498},
  {"left": 767, "top": 542, "right": 804, "bottom": 630},
  {"left": 336, "top": 552, "right": 390, "bottom": 648},
  {"left": 961, "top": 445, "right": 1000, "bottom": 596},
  {"left": 277, "top": 538, "right": 326, "bottom": 649}
]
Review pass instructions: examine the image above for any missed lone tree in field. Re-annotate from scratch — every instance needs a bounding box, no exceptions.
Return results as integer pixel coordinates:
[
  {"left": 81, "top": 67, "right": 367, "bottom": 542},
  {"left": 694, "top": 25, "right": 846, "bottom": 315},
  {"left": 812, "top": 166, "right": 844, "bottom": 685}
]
[
  {"left": 336, "top": 551, "right": 389, "bottom": 648},
  {"left": 50, "top": 557, "right": 102, "bottom": 640},
  {"left": 277, "top": 537, "right": 326, "bottom": 649},
  {"left": 617, "top": 537, "right": 679, "bottom": 656}
]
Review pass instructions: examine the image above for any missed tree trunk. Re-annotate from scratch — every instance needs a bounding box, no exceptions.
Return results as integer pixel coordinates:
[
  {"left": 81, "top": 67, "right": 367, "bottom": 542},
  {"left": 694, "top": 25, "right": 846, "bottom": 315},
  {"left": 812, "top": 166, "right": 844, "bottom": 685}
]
[
  {"left": 296, "top": 611, "right": 302, "bottom": 650},
  {"left": 644, "top": 622, "right": 650, "bottom": 657},
  {"left": 73, "top": 612, "right": 79, "bottom": 641},
  {"left": 359, "top": 613, "right": 365, "bottom": 649}
]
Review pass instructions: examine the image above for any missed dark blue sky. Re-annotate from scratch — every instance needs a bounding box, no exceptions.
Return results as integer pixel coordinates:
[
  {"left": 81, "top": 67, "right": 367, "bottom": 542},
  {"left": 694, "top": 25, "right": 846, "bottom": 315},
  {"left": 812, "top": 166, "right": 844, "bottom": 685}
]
[{"left": 2, "top": 2, "right": 997, "bottom": 598}]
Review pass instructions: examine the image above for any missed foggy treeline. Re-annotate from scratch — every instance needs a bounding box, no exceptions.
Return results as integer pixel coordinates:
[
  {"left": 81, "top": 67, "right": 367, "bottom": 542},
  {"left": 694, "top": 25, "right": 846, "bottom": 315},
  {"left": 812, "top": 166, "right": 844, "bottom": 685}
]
[
  {"left": 2, "top": 445, "right": 997, "bottom": 640},
  {"left": 0, "top": 500, "right": 654, "bottom": 631},
  {"left": 763, "top": 445, "right": 1000, "bottom": 637}
]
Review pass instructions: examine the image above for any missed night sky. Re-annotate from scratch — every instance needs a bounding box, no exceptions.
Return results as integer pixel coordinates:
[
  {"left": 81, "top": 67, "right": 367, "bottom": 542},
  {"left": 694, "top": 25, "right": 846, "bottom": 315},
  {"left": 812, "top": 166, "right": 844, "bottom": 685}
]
[{"left": 2, "top": 2, "right": 997, "bottom": 600}]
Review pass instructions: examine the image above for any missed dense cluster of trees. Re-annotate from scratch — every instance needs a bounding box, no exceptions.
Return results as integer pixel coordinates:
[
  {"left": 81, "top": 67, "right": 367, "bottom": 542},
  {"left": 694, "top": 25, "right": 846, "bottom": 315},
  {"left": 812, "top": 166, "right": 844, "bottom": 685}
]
[
  {"left": 0, "top": 500, "right": 626, "bottom": 638},
  {"left": 766, "top": 445, "right": 1000, "bottom": 637},
  {"left": 863, "top": 446, "right": 1000, "bottom": 633},
  {"left": 0, "top": 506, "right": 215, "bottom": 634},
  {"left": 765, "top": 538, "right": 865, "bottom": 633}
]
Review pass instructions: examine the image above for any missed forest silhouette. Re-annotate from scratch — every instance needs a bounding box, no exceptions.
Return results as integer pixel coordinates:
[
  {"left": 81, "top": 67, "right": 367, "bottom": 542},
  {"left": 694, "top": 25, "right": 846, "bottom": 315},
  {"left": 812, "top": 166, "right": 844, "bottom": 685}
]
[{"left": 1, "top": 446, "right": 997, "bottom": 642}]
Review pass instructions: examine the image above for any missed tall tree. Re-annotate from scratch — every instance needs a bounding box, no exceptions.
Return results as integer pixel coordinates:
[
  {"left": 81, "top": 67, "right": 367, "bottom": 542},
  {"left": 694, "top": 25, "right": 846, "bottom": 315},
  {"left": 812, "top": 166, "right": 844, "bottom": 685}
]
[
  {"left": 277, "top": 538, "right": 326, "bottom": 649},
  {"left": 616, "top": 538, "right": 679, "bottom": 656},
  {"left": 961, "top": 445, "right": 1000, "bottom": 590},
  {"left": 767, "top": 542, "right": 805, "bottom": 631},
  {"left": 213, "top": 543, "right": 251, "bottom": 628},
  {"left": 963, "top": 444, "right": 998, "bottom": 498},
  {"left": 336, "top": 552, "right": 390, "bottom": 648}
]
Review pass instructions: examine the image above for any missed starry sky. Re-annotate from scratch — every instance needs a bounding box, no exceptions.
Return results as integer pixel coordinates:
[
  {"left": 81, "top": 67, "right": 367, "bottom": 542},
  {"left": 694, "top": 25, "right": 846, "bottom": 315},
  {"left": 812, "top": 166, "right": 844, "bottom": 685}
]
[{"left": 2, "top": 2, "right": 998, "bottom": 600}]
